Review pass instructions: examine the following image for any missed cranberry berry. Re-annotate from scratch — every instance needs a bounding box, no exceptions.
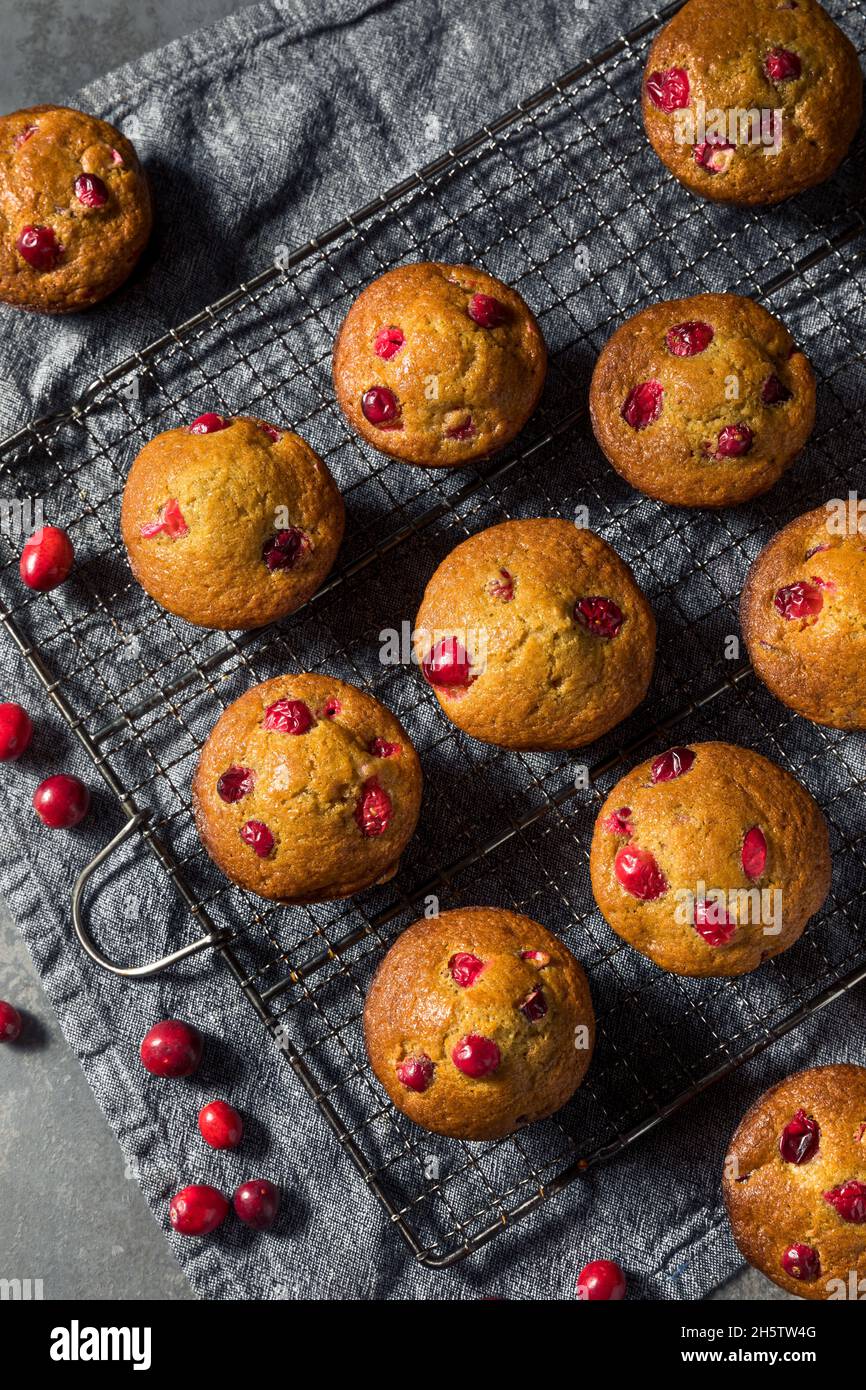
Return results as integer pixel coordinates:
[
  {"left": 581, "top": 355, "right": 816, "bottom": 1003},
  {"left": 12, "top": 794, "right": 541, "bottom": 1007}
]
[
  {"left": 169, "top": 1184, "right": 229, "bottom": 1237},
  {"left": 650, "top": 747, "right": 695, "bottom": 783},
  {"left": 233, "top": 1179, "right": 280, "bottom": 1231},
  {"left": 198, "top": 1099, "right": 244, "bottom": 1150},
  {"left": 823, "top": 1180, "right": 866, "bottom": 1223},
  {"left": 0, "top": 1000, "right": 23, "bottom": 1042},
  {"left": 33, "top": 774, "right": 90, "bottom": 829},
  {"left": 451, "top": 1033, "right": 501, "bottom": 1078},
  {"left": 576, "top": 1259, "right": 627, "bottom": 1301},
  {"left": 20, "top": 526, "right": 74, "bottom": 591},
  {"left": 139, "top": 1019, "right": 203, "bottom": 1078},
  {"left": 16, "top": 225, "right": 61, "bottom": 271},
  {"left": 468, "top": 293, "right": 507, "bottom": 328},
  {"left": 397, "top": 1054, "right": 435, "bottom": 1092},
  {"left": 779, "top": 1109, "right": 820, "bottom": 1165},
  {"left": 188, "top": 413, "right": 228, "bottom": 434},
  {"left": 0, "top": 702, "right": 33, "bottom": 761},
  {"left": 781, "top": 1243, "right": 821, "bottom": 1282},
  {"left": 74, "top": 173, "right": 108, "bottom": 208},
  {"left": 646, "top": 67, "right": 690, "bottom": 113},
  {"left": 422, "top": 637, "right": 474, "bottom": 689}
]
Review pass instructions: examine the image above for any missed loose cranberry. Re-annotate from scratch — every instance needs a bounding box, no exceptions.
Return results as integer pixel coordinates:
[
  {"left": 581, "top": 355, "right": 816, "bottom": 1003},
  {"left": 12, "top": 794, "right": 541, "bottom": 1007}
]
[
  {"left": 574, "top": 596, "right": 624, "bottom": 639},
  {"left": 397, "top": 1054, "right": 435, "bottom": 1092},
  {"left": 216, "top": 765, "right": 255, "bottom": 803},
  {"left": 16, "top": 225, "right": 61, "bottom": 271},
  {"left": 519, "top": 986, "right": 547, "bottom": 1021},
  {"left": 73, "top": 173, "right": 108, "bottom": 208},
  {"left": 693, "top": 899, "right": 737, "bottom": 947},
  {"left": 666, "top": 320, "right": 714, "bottom": 356},
  {"left": 169, "top": 1184, "right": 229, "bottom": 1237},
  {"left": 576, "top": 1259, "right": 627, "bottom": 1301},
  {"left": 761, "top": 373, "right": 792, "bottom": 405},
  {"left": 765, "top": 47, "right": 801, "bottom": 82},
  {"left": 779, "top": 1109, "right": 820, "bottom": 1165},
  {"left": 233, "top": 1179, "right": 280, "bottom": 1230},
  {"left": 261, "top": 527, "right": 309, "bottom": 571},
  {"left": 140, "top": 498, "right": 189, "bottom": 540},
  {"left": 0, "top": 1000, "right": 23, "bottom": 1042},
  {"left": 603, "top": 806, "right": 633, "bottom": 836},
  {"left": 361, "top": 386, "right": 400, "bottom": 426},
  {"left": 614, "top": 845, "right": 667, "bottom": 900},
  {"left": 621, "top": 380, "right": 663, "bottom": 429},
  {"left": 262, "top": 698, "right": 313, "bottom": 734},
  {"left": 374, "top": 326, "right": 404, "bottom": 359},
  {"left": 354, "top": 778, "right": 392, "bottom": 836},
  {"left": 33, "top": 774, "right": 89, "bottom": 829},
  {"left": 646, "top": 67, "right": 690, "bottom": 113},
  {"left": 520, "top": 949, "right": 550, "bottom": 967},
  {"left": 451, "top": 1033, "right": 501, "bottom": 1078},
  {"left": 715, "top": 424, "right": 753, "bottom": 458},
  {"left": 741, "top": 826, "right": 767, "bottom": 879},
  {"left": 198, "top": 1099, "right": 243, "bottom": 1150},
  {"left": 188, "top": 413, "right": 228, "bottom": 434},
  {"left": 370, "top": 737, "right": 401, "bottom": 758},
  {"left": 468, "top": 292, "right": 507, "bottom": 328},
  {"left": 774, "top": 581, "right": 823, "bottom": 620},
  {"left": 449, "top": 952, "right": 485, "bottom": 987},
  {"left": 140, "top": 1019, "right": 203, "bottom": 1077},
  {"left": 694, "top": 140, "right": 735, "bottom": 174},
  {"left": 781, "top": 1244, "right": 821, "bottom": 1282},
  {"left": 321, "top": 697, "right": 341, "bottom": 718},
  {"left": 445, "top": 417, "right": 476, "bottom": 440},
  {"left": 0, "top": 702, "right": 33, "bottom": 760},
  {"left": 422, "top": 637, "right": 474, "bottom": 688},
  {"left": 19, "top": 526, "right": 74, "bottom": 591},
  {"left": 650, "top": 747, "right": 695, "bottom": 783},
  {"left": 823, "top": 1180, "right": 866, "bottom": 1223},
  {"left": 240, "top": 820, "right": 275, "bottom": 856},
  {"left": 488, "top": 569, "right": 514, "bottom": 600}
]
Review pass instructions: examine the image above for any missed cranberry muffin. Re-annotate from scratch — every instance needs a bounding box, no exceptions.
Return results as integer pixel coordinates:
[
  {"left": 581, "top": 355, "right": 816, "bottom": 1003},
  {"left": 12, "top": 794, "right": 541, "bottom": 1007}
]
[
  {"left": 589, "top": 294, "right": 815, "bottom": 508},
  {"left": 364, "top": 907, "right": 595, "bottom": 1141},
  {"left": 642, "top": 0, "right": 862, "bottom": 206},
  {"left": 414, "top": 518, "right": 656, "bottom": 750},
  {"left": 724, "top": 1065, "right": 866, "bottom": 1300},
  {"left": 332, "top": 262, "right": 547, "bottom": 467},
  {"left": 122, "top": 412, "right": 344, "bottom": 630},
  {"left": 192, "top": 675, "right": 422, "bottom": 902},
  {"left": 741, "top": 503, "right": 866, "bottom": 729},
  {"left": 589, "top": 741, "right": 830, "bottom": 977},
  {"left": 0, "top": 105, "right": 151, "bottom": 312}
]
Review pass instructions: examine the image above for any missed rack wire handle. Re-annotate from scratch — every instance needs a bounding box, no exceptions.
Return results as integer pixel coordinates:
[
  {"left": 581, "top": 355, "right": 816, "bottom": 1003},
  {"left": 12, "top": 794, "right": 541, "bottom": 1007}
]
[{"left": 71, "top": 812, "right": 223, "bottom": 979}]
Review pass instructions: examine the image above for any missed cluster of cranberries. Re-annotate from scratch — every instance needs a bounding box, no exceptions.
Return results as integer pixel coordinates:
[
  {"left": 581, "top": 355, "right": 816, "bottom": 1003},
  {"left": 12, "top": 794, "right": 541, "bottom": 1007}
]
[
  {"left": 774, "top": 1107, "right": 866, "bottom": 1283},
  {"left": 139, "top": 1018, "right": 280, "bottom": 1236}
]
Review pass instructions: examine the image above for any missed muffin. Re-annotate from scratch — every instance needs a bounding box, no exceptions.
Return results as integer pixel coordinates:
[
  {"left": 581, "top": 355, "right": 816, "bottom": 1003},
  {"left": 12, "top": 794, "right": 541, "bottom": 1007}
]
[
  {"left": 589, "top": 294, "right": 815, "bottom": 508},
  {"left": 414, "top": 518, "right": 656, "bottom": 749},
  {"left": 724, "top": 1065, "right": 866, "bottom": 1300},
  {"left": 332, "top": 262, "right": 547, "bottom": 467},
  {"left": 192, "top": 675, "right": 422, "bottom": 902},
  {"left": 0, "top": 105, "right": 152, "bottom": 313},
  {"left": 589, "top": 741, "right": 830, "bottom": 977},
  {"left": 642, "top": 0, "right": 862, "bottom": 205},
  {"left": 121, "top": 412, "right": 344, "bottom": 630},
  {"left": 741, "top": 503, "right": 866, "bottom": 729},
  {"left": 363, "top": 907, "right": 595, "bottom": 1140}
]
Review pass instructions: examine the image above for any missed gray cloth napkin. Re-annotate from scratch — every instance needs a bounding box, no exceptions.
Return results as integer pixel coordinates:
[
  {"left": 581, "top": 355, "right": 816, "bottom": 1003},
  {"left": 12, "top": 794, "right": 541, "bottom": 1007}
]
[{"left": 1, "top": 0, "right": 865, "bottom": 1301}]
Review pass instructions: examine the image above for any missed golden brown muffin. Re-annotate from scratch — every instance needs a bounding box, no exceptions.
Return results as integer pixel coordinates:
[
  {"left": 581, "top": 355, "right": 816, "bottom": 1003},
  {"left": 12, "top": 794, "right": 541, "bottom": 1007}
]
[
  {"left": 121, "top": 413, "right": 344, "bottom": 630},
  {"left": 332, "top": 262, "right": 547, "bottom": 467},
  {"left": 0, "top": 105, "right": 152, "bottom": 312},
  {"left": 589, "top": 294, "right": 815, "bottom": 508},
  {"left": 741, "top": 503, "right": 866, "bottom": 729},
  {"left": 589, "top": 741, "right": 830, "bottom": 977},
  {"left": 642, "top": 0, "right": 862, "bottom": 206},
  {"left": 363, "top": 907, "right": 595, "bottom": 1140},
  {"left": 724, "top": 1065, "right": 866, "bottom": 1300},
  {"left": 414, "top": 518, "right": 656, "bottom": 750},
  {"left": 192, "top": 674, "right": 422, "bottom": 902}
]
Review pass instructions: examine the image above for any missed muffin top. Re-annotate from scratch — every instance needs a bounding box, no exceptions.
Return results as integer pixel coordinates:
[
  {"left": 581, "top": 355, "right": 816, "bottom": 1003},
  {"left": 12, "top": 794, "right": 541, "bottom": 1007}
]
[
  {"left": 192, "top": 675, "right": 422, "bottom": 902},
  {"left": 332, "top": 261, "right": 547, "bottom": 467},
  {"left": 121, "top": 413, "right": 344, "bottom": 631},
  {"left": 363, "top": 907, "right": 595, "bottom": 1141},
  {"left": 642, "top": 0, "right": 863, "bottom": 205},
  {"left": 0, "top": 105, "right": 152, "bottom": 312},
  {"left": 724, "top": 1065, "right": 866, "bottom": 1300},
  {"left": 742, "top": 503, "right": 866, "bottom": 730},
  {"left": 414, "top": 518, "right": 656, "bottom": 750},
  {"left": 589, "top": 293, "right": 815, "bottom": 508},
  {"left": 589, "top": 741, "right": 831, "bottom": 977}
]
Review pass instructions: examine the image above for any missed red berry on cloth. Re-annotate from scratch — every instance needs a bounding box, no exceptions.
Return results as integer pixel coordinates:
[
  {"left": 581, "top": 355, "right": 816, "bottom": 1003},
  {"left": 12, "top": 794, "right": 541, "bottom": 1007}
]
[
  {"left": 0, "top": 702, "right": 33, "bottom": 760},
  {"left": 139, "top": 1019, "right": 203, "bottom": 1078},
  {"left": 169, "top": 1184, "right": 229, "bottom": 1236},
  {"left": 33, "top": 774, "right": 89, "bottom": 828},
  {"left": 0, "top": 1000, "right": 23, "bottom": 1042},
  {"left": 198, "top": 1099, "right": 243, "bottom": 1150},
  {"left": 19, "top": 526, "right": 74, "bottom": 591},
  {"left": 576, "top": 1259, "right": 627, "bottom": 1300},
  {"left": 233, "top": 1179, "right": 280, "bottom": 1230}
]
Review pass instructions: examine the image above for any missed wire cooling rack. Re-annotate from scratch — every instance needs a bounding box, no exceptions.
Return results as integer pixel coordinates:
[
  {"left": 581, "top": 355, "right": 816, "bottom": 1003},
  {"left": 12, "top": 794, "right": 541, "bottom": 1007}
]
[{"left": 2, "top": 0, "right": 866, "bottom": 1269}]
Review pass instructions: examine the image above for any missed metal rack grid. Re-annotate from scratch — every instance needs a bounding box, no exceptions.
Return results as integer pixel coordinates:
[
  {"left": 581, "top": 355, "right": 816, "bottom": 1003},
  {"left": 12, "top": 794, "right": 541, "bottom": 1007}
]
[{"left": 2, "top": 0, "right": 866, "bottom": 1267}]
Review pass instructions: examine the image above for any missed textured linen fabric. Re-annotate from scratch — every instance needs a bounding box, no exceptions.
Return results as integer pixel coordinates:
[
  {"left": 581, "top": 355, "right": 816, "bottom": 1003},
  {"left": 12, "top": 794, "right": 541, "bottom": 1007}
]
[{"left": 0, "top": 0, "right": 864, "bottom": 1302}]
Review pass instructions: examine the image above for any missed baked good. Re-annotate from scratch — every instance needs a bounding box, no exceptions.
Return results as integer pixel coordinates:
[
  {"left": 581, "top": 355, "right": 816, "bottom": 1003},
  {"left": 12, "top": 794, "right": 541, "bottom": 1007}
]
[
  {"left": 589, "top": 740, "right": 830, "bottom": 977},
  {"left": 121, "top": 412, "right": 344, "bottom": 630},
  {"left": 589, "top": 293, "right": 815, "bottom": 508},
  {"left": 724, "top": 1065, "right": 866, "bottom": 1300},
  {"left": 642, "top": 0, "right": 862, "bottom": 205},
  {"left": 332, "top": 261, "right": 546, "bottom": 467},
  {"left": 363, "top": 907, "right": 595, "bottom": 1140},
  {"left": 414, "top": 518, "right": 656, "bottom": 749},
  {"left": 192, "top": 674, "right": 422, "bottom": 902},
  {"left": 741, "top": 503, "right": 866, "bottom": 728},
  {"left": 0, "top": 104, "right": 152, "bottom": 312}
]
